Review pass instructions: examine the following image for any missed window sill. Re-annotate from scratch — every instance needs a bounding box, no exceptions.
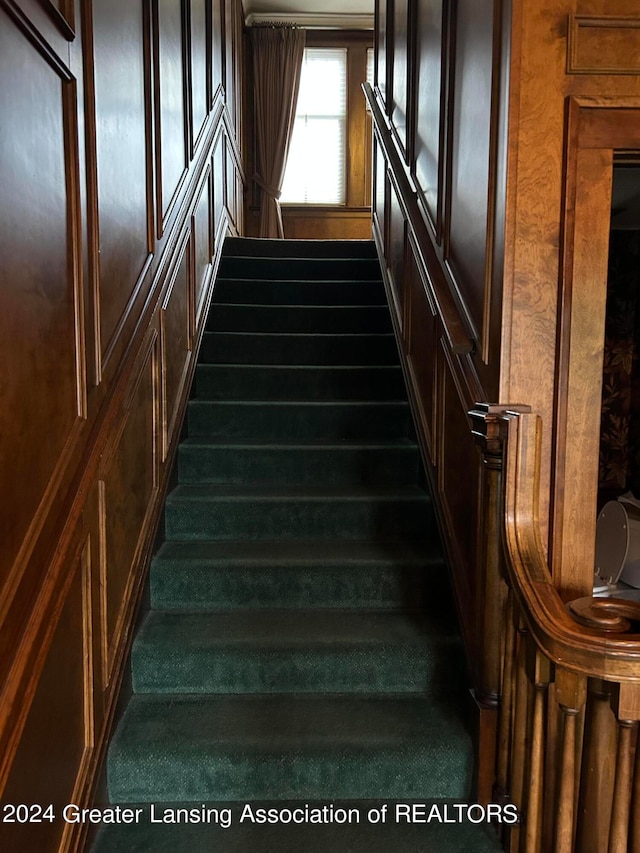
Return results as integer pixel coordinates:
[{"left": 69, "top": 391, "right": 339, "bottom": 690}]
[{"left": 280, "top": 204, "right": 371, "bottom": 216}]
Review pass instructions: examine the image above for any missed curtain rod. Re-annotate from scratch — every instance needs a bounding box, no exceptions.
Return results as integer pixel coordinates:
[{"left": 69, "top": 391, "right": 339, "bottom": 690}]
[{"left": 245, "top": 13, "right": 374, "bottom": 31}]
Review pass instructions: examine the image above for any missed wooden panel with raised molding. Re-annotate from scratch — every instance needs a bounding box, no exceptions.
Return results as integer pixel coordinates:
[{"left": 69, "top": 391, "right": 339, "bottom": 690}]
[
  {"left": 413, "top": 0, "right": 447, "bottom": 238},
  {"left": 437, "top": 345, "right": 479, "bottom": 635},
  {"left": 373, "top": 143, "right": 386, "bottom": 245},
  {"left": 161, "top": 237, "right": 191, "bottom": 458},
  {"left": 445, "top": 0, "right": 496, "bottom": 345},
  {"left": 373, "top": 0, "right": 640, "bottom": 653},
  {"left": 406, "top": 237, "right": 438, "bottom": 462},
  {"left": 568, "top": 16, "right": 640, "bottom": 75},
  {"left": 0, "top": 538, "right": 92, "bottom": 853},
  {"left": 212, "top": 0, "right": 224, "bottom": 99},
  {"left": 0, "top": 3, "right": 85, "bottom": 651},
  {"left": 0, "top": 3, "right": 246, "bottom": 850},
  {"left": 213, "top": 131, "right": 226, "bottom": 235},
  {"left": 189, "top": 0, "right": 210, "bottom": 151},
  {"left": 155, "top": 0, "right": 189, "bottom": 229},
  {"left": 99, "top": 332, "right": 159, "bottom": 691},
  {"left": 371, "top": 0, "right": 505, "bottom": 675},
  {"left": 392, "top": 0, "right": 411, "bottom": 157},
  {"left": 282, "top": 209, "right": 372, "bottom": 240},
  {"left": 192, "top": 169, "right": 214, "bottom": 327},
  {"left": 500, "top": 0, "right": 640, "bottom": 575},
  {"left": 376, "top": 0, "right": 388, "bottom": 101},
  {"left": 387, "top": 178, "right": 407, "bottom": 332},
  {"left": 91, "top": 0, "right": 153, "bottom": 370}
]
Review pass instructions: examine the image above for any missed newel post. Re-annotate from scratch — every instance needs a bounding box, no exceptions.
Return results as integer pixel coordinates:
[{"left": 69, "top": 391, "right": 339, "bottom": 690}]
[{"left": 469, "top": 402, "right": 530, "bottom": 804}]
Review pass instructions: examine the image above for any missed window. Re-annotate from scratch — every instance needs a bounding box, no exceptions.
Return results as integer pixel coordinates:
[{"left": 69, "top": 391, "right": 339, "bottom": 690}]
[{"left": 281, "top": 48, "right": 348, "bottom": 205}]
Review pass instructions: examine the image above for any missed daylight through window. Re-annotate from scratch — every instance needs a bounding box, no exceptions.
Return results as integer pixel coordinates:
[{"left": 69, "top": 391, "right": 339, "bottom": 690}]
[{"left": 281, "top": 48, "right": 348, "bottom": 205}]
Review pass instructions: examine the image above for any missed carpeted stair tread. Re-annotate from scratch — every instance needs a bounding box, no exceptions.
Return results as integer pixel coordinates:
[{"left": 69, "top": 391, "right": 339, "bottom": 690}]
[
  {"left": 167, "top": 483, "right": 430, "bottom": 499},
  {"left": 164, "top": 484, "right": 432, "bottom": 542},
  {"left": 207, "top": 303, "right": 392, "bottom": 333},
  {"left": 177, "top": 439, "right": 420, "bottom": 486},
  {"left": 135, "top": 609, "right": 459, "bottom": 648},
  {"left": 214, "top": 279, "right": 386, "bottom": 305},
  {"left": 150, "top": 539, "right": 448, "bottom": 611},
  {"left": 92, "top": 802, "right": 503, "bottom": 853},
  {"left": 99, "top": 237, "right": 478, "bottom": 850},
  {"left": 153, "top": 539, "right": 442, "bottom": 563},
  {"left": 107, "top": 694, "right": 473, "bottom": 803},
  {"left": 199, "top": 331, "right": 398, "bottom": 365},
  {"left": 131, "top": 610, "right": 464, "bottom": 695},
  {"left": 222, "top": 236, "right": 379, "bottom": 257},
  {"left": 218, "top": 256, "right": 382, "bottom": 281},
  {"left": 194, "top": 364, "right": 405, "bottom": 401},
  {"left": 187, "top": 400, "right": 411, "bottom": 441}
]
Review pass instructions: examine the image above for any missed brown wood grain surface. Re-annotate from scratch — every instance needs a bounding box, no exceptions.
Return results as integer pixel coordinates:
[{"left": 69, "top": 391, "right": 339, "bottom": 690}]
[{"left": 0, "top": 3, "right": 245, "bottom": 850}]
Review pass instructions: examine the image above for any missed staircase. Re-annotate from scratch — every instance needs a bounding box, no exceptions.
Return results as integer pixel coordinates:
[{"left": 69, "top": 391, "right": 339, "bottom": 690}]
[{"left": 93, "top": 238, "right": 502, "bottom": 851}]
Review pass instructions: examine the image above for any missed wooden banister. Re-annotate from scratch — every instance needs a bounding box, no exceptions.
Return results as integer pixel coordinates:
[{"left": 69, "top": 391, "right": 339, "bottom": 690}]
[
  {"left": 502, "top": 411, "right": 640, "bottom": 679},
  {"left": 362, "top": 82, "right": 473, "bottom": 356},
  {"left": 472, "top": 406, "right": 640, "bottom": 851}
]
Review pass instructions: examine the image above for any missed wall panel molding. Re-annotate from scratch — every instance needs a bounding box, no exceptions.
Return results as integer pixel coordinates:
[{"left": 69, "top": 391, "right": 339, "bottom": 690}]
[
  {"left": 99, "top": 329, "right": 159, "bottom": 691},
  {"left": 0, "top": 528, "right": 91, "bottom": 797},
  {"left": 568, "top": 16, "right": 640, "bottom": 76},
  {"left": 153, "top": 0, "right": 190, "bottom": 234},
  {"left": 36, "top": 0, "right": 75, "bottom": 38},
  {"left": 160, "top": 232, "right": 192, "bottom": 460},
  {"left": 0, "top": 3, "right": 246, "bottom": 845},
  {"left": 0, "top": 7, "right": 86, "bottom": 648},
  {"left": 188, "top": 0, "right": 211, "bottom": 156},
  {"left": 1, "top": 0, "right": 73, "bottom": 68},
  {"left": 92, "top": 0, "right": 155, "bottom": 377},
  {"left": 192, "top": 166, "right": 214, "bottom": 331},
  {"left": 412, "top": 0, "right": 449, "bottom": 242}
]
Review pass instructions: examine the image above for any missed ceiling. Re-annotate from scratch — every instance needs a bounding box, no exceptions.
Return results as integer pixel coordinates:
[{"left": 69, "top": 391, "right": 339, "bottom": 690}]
[{"left": 242, "top": 0, "right": 374, "bottom": 29}]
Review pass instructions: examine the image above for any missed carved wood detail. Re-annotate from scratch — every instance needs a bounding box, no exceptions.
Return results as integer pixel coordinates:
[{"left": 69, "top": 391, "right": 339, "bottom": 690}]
[{"left": 568, "top": 16, "right": 640, "bottom": 76}]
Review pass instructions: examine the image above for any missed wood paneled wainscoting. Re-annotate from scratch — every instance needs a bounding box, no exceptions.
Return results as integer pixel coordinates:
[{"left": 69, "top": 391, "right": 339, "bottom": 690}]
[
  {"left": 0, "top": 1, "right": 245, "bottom": 850},
  {"left": 369, "top": 0, "right": 640, "bottom": 823}
]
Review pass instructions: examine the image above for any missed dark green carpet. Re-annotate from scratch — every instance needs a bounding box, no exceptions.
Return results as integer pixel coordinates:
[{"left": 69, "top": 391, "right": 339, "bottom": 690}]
[{"left": 93, "top": 238, "right": 502, "bottom": 852}]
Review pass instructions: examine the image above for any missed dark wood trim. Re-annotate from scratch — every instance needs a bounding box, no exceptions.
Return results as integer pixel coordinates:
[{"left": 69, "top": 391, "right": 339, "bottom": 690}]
[
  {"left": 364, "top": 82, "right": 472, "bottom": 355},
  {"left": 480, "top": 0, "right": 504, "bottom": 364},
  {"left": 36, "top": 0, "right": 75, "bottom": 39},
  {"left": 79, "top": 0, "right": 101, "bottom": 386},
  {"left": 1, "top": 0, "right": 74, "bottom": 77}
]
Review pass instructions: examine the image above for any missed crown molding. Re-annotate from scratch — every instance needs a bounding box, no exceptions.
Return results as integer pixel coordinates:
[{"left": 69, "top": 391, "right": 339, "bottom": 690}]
[{"left": 245, "top": 12, "right": 374, "bottom": 30}]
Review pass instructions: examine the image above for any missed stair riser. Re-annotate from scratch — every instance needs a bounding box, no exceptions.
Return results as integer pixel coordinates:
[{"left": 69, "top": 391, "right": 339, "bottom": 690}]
[
  {"left": 223, "top": 237, "right": 378, "bottom": 258},
  {"left": 187, "top": 402, "right": 410, "bottom": 441},
  {"left": 131, "top": 648, "right": 462, "bottom": 695},
  {"left": 214, "top": 279, "right": 385, "bottom": 305},
  {"left": 178, "top": 445, "right": 420, "bottom": 486},
  {"left": 199, "top": 332, "right": 398, "bottom": 365},
  {"left": 206, "top": 305, "right": 392, "bottom": 334},
  {"left": 195, "top": 365, "right": 405, "bottom": 401},
  {"left": 108, "top": 749, "right": 472, "bottom": 803},
  {"left": 149, "top": 563, "right": 442, "bottom": 611},
  {"left": 218, "top": 256, "right": 382, "bottom": 280},
  {"left": 164, "top": 496, "right": 432, "bottom": 541}
]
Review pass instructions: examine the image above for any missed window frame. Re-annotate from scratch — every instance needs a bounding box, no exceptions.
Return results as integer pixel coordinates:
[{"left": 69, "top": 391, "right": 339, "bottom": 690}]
[
  {"left": 281, "top": 46, "right": 349, "bottom": 205},
  {"left": 280, "top": 30, "right": 373, "bottom": 211}
]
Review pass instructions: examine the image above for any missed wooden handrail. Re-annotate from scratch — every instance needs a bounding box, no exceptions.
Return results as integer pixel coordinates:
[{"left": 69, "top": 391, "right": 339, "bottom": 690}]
[
  {"left": 362, "top": 82, "right": 473, "bottom": 355},
  {"left": 474, "top": 407, "right": 640, "bottom": 851},
  {"left": 502, "top": 410, "right": 640, "bottom": 681}
]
